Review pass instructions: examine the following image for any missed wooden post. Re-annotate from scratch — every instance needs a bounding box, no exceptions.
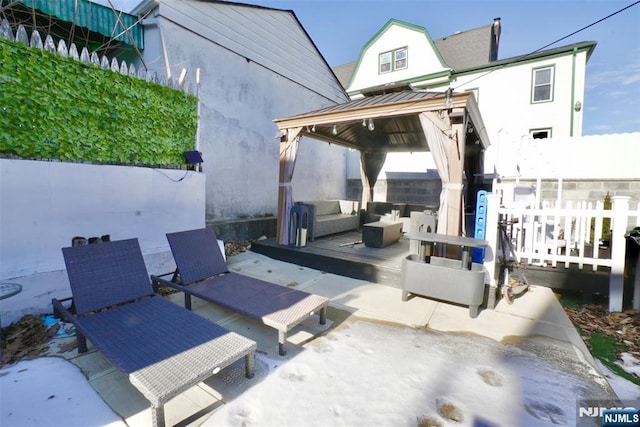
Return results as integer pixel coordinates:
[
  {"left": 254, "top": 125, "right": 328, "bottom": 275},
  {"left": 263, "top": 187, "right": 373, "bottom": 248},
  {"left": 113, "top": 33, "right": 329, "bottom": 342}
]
[{"left": 446, "top": 122, "right": 465, "bottom": 236}]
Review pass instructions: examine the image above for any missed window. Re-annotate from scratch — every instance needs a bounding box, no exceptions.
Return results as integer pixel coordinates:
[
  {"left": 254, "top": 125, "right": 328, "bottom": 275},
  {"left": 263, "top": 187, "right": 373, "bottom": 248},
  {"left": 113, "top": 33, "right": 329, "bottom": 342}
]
[
  {"left": 531, "top": 66, "right": 554, "bottom": 103},
  {"left": 530, "top": 128, "right": 552, "bottom": 139},
  {"left": 379, "top": 47, "right": 408, "bottom": 74},
  {"left": 395, "top": 48, "right": 407, "bottom": 70},
  {"left": 379, "top": 52, "right": 392, "bottom": 73}
]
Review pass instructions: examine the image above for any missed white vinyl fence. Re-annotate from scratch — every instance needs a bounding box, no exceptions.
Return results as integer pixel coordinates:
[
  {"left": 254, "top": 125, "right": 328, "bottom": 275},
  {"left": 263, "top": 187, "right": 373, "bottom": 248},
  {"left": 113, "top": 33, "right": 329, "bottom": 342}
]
[
  {"left": 484, "top": 194, "right": 640, "bottom": 312},
  {"left": 0, "top": 19, "right": 195, "bottom": 94}
]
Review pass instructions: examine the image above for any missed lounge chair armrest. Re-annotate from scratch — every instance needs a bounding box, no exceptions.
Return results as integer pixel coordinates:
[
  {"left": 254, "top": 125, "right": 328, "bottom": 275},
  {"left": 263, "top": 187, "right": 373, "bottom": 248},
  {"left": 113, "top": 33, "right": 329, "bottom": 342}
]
[
  {"left": 151, "top": 274, "right": 187, "bottom": 292},
  {"left": 51, "top": 297, "right": 75, "bottom": 322}
]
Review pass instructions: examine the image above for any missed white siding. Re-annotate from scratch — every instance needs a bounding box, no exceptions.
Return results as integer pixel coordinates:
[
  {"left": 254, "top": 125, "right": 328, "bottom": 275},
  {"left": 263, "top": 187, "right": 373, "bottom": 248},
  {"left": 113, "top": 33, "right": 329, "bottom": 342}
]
[
  {"left": 345, "top": 21, "right": 592, "bottom": 179},
  {"left": 348, "top": 24, "right": 449, "bottom": 93},
  {"left": 453, "top": 51, "right": 589, "bottom": 143}
]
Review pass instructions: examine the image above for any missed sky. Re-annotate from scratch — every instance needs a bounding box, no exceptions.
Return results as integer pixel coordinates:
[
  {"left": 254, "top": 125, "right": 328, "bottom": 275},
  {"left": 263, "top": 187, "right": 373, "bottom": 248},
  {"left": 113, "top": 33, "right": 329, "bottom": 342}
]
[
  {"left": 95, "top": 0, "right": 640, "bottom": 136},
  {"left": 2, "top": 319, "right": 639, "bottom": 426}
]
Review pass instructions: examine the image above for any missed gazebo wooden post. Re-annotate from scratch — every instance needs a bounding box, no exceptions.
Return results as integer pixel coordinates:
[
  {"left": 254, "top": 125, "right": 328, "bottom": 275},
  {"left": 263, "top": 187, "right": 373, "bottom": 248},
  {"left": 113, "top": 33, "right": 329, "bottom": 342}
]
[{"left": 446, "top": 121, "right": 466, "bottom": 236}]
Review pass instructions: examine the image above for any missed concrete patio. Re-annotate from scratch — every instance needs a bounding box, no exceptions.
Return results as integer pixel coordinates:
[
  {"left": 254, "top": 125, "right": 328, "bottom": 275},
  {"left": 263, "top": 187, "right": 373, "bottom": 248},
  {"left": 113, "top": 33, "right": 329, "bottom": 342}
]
[{"left": 35, "top": 249, "right": 621, "bottom": 426}]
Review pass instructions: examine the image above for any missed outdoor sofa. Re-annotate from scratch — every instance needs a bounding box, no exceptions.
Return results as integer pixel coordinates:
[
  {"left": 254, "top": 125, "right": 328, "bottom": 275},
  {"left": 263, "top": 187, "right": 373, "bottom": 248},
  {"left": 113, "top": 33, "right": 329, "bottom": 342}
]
[
  {"left": 52, "top": 238, "right": 256, "bottom": 427},
  {"left": 297, "top": 199, "right": 360, "bottom": 240},
  {"left": 151, "top": 227, "right": 330, "bottom": 356}
]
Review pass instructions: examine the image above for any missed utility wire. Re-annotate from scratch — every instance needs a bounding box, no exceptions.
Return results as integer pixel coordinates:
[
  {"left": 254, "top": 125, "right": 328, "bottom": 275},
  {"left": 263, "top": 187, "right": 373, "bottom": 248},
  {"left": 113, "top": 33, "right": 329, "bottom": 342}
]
[{"left": 452, "top": 0, "right": 640, "bottom": 90}]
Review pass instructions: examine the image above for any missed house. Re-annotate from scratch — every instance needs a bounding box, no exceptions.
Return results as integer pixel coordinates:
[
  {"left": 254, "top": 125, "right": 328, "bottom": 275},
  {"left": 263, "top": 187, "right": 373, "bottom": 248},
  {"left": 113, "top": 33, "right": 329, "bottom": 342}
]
[{"left": 335, "top": 18, "right": 596, "bottom": 204}]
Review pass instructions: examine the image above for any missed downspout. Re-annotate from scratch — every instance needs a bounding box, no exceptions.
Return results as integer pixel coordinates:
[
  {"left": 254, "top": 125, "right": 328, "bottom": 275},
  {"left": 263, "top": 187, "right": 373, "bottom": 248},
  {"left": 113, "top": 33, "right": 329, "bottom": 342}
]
[{"left": 569, "top": 47, "right": 577, "bottom": 137}]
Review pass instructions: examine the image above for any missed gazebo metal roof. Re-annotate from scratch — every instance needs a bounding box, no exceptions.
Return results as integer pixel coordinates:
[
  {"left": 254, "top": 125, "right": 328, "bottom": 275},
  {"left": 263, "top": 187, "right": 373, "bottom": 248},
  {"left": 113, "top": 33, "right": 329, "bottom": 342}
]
[{"left": 274, "top": 90, "right": 489, "bottom": 154}]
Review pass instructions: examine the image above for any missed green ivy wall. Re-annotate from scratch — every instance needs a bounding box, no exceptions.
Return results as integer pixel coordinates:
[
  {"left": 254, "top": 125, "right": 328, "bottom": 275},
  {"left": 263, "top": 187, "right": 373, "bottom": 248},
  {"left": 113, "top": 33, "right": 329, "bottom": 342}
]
[{"left": 0, "top": 38, "right": 198, "bottom": 167}]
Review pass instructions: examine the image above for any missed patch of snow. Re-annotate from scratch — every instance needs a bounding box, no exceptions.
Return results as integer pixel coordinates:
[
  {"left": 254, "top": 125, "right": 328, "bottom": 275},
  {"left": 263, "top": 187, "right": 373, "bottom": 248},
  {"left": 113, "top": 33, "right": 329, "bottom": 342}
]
[
  {"left": 0, "top": 357, "right": 126, "bottom": 426},
  {"left": 203, "top": 320, "right": 615, "bottom": 427}
]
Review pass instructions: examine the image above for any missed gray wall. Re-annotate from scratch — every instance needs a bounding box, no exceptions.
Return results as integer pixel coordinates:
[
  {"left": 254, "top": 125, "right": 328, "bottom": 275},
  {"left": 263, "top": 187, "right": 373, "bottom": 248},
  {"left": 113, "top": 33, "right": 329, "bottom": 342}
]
[
  {"left": 0, "top": 159, "right": 205, "bottom": 324},
  {"left": 517, "top": 179, "right": 640, "bottom": 207},
  {"left": 141, "top": 3, "right": 350, "bottom": 233}
]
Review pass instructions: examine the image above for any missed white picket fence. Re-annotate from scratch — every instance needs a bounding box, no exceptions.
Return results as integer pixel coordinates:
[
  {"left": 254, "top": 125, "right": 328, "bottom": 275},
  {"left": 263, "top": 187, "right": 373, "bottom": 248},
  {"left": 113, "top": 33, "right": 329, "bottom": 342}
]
[
  {"left": 499, "top": 200, "right": 640, "bottom": 270},
  {"left": 483, "top": 193, "right": 640, "bottom": 312},
  {"left": 0, "top": 19, "right": 195, "bottom": 94}
]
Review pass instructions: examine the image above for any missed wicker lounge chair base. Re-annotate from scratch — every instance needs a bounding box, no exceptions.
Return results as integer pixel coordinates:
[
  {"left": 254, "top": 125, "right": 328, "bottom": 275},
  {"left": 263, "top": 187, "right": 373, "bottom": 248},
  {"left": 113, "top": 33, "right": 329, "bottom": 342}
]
[
  {"left": 53, "top": 238, "right": 257, "bottom": 427},
  {"left": 152, "top": 228, "right": 330, "bottom": 356}
]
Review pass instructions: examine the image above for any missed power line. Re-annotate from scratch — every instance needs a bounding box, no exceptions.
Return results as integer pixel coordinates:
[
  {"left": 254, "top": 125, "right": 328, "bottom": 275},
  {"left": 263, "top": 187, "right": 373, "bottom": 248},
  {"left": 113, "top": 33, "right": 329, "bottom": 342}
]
[{"left": 452, "top": 0, "right": 640, "bottom": 91}]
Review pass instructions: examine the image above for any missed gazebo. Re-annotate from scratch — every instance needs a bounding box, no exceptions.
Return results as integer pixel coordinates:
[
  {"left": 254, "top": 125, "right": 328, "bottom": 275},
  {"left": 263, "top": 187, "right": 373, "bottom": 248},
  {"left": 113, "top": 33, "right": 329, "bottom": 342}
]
[{"left": 273, "top": 90, "right": 490, "bottom": 245}]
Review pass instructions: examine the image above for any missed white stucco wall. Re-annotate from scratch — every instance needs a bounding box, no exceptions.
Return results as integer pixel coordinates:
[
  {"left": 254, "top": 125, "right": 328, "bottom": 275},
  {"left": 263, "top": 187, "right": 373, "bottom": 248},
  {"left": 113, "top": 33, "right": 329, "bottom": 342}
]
[
  {"left": 512, "top": 132, "right": 640, "bottom": 179},
  {"left": 0, "top": 159, "right": 205, "bottom": 324}
]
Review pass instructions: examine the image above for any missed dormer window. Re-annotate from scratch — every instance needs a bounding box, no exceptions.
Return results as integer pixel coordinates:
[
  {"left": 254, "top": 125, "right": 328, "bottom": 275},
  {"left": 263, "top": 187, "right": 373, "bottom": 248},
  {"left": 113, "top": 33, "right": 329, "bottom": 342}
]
[{"left": 379, "top": 47, "right": 408, "bottom": 74}]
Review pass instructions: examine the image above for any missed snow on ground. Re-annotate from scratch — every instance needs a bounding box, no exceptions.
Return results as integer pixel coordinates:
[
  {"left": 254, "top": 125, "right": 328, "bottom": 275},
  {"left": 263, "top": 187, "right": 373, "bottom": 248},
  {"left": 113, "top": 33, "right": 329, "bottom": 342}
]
[
  {"left": 0, "top": 357, "right": 126, "bottom": 427},
  {"left": 203, "top": 319, "right": 630, "bottom": 427},
  {"left": 617, "top": 352, "right": 640, "bottom": 379},
  {"left": 1, "top": 318, "right": 639, "bottom": 427}
]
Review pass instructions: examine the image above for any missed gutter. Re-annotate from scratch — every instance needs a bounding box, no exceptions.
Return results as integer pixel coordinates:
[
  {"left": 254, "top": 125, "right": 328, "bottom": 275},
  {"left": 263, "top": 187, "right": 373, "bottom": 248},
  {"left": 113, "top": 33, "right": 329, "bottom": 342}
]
[{"left": 570, "top": 47, "right": 577, "bottom": 137}]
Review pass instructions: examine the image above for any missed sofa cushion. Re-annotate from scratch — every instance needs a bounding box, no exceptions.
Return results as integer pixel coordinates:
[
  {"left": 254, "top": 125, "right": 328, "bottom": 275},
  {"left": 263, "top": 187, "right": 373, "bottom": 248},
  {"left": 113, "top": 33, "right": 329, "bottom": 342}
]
[
  {"left": 314, "top": 214, "right": 359, "bottom": 237},
  {"left": 305, "top": 200, "right": 340, "bottom": 216}
]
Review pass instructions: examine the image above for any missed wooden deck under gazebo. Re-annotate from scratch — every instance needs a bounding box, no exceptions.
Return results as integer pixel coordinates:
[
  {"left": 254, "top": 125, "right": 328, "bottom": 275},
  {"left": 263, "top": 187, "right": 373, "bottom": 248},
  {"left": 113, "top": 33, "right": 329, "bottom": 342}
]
[{"left": 251, "top": 230, "right": 411, "bottom": 288}]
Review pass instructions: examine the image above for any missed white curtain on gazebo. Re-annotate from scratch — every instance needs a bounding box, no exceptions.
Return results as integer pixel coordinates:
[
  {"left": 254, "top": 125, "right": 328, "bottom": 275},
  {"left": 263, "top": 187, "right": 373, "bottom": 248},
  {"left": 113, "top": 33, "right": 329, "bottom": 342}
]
[
  {"left": 359, "top": 151, "right": 387, "bottom": 209},
  {"left": 419, "top": 112, "right": 462, "bottom": 235},
  {"left": 276, "top": 127, "right": 302, "bottom": 245}
]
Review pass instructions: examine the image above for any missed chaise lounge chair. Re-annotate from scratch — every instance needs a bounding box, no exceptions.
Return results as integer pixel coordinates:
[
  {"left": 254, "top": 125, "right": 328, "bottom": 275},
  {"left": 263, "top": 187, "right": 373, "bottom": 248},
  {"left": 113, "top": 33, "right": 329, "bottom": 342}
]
[
  {"left": 52, "top": 238, "right": 256, "bottom": 427},
  {"left": 151, "top": 228, "right": 330, "bottom": 356}
]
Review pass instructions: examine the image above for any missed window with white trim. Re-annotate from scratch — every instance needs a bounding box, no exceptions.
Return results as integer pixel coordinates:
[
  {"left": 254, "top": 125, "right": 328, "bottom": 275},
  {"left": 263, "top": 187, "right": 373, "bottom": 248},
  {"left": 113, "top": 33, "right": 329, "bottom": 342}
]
[
  {"left": 530, "top": 128, "right": 552, "bottom": 139},
  {"left": 379, "top": 52, "right": 392, "bottom": 73},
  {"left": 531, "top": 66, "right": 554, "bottom": 103},
  {"left": 379, "top": 47, "right": 408, "bottom": 74}
]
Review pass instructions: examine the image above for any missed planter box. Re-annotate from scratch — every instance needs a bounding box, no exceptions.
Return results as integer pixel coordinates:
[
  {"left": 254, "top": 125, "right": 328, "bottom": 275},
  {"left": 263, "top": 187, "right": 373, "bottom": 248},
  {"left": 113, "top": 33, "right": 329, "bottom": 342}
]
[{"left": 401, "top": 255, "right": 486, "bottom": 318}]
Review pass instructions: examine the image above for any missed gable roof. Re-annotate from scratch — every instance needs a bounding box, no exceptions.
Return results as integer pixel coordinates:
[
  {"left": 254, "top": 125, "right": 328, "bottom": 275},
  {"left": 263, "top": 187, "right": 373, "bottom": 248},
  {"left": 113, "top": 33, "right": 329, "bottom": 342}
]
[
  {"left": 333, "top": 18, "right": 594, "bottom": 91},
  {"left": 156, "top": 0, "right": 348, "bottom": 101},
  {"left": 433, "top": 22, "right": 497, "bottom": 70},
  {"left": 335, "top": 18, "right": 497, "bottom": 89}
]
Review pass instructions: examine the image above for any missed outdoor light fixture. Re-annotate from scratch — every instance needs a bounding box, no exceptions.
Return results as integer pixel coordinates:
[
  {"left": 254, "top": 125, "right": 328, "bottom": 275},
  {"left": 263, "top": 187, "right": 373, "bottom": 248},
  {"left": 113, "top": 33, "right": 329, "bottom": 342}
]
[
  {"left": 574, "top": 101, "right": 582, "bottom": 112},
  {"left": 362, "top": 119, "right": 367, "bottom": 127},
  {"left": 367, "top": 117, "right": 375, "bottom": 131},
  {"left": 184, "top": 150, "right": 203, "bottom": 164},
  {"left": 332, "top": 125, "right": 338, "bottom": 135},
  {"left": 444, "top": 88, "right": 454, "bottom": 109},
  {"left": 311, "top": 124, "right": 316, "bottom": 132}
]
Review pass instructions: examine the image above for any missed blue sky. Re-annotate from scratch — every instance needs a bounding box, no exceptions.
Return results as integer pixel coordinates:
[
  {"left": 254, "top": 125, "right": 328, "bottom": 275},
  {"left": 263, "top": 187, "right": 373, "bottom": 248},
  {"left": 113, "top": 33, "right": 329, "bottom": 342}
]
[{"left": 96, "top": 0, "right": 640, "bottom": 136}]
